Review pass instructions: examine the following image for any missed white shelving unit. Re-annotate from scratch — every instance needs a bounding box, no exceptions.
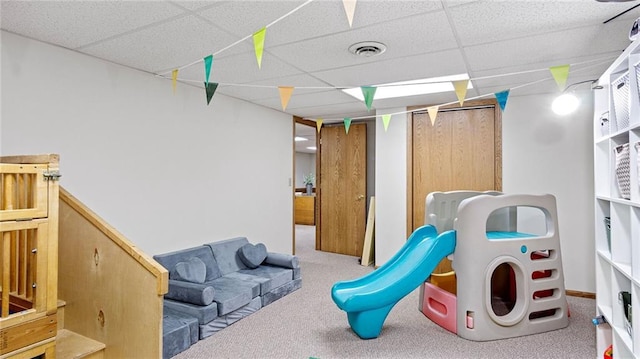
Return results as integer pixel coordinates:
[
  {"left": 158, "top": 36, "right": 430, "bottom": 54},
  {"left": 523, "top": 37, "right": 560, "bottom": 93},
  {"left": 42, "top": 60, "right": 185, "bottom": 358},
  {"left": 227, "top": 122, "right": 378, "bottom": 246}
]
[{"left": 595, "top": 38, "right": 640, "bottom": 359}]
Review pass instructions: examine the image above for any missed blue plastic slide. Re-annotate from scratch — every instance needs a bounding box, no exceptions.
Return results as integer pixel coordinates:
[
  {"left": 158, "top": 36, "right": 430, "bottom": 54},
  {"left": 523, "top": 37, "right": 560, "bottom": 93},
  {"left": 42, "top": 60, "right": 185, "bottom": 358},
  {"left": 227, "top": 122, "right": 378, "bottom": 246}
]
[{"left": 331, "top": 225, "right": 456, "bottom": 339}]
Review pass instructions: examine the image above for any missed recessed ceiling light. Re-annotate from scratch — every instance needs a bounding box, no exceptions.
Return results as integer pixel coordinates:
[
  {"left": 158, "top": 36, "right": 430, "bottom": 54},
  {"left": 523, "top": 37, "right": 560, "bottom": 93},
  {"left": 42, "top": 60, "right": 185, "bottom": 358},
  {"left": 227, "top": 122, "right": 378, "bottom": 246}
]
[
  {"left": 295, "top": 136, "right": 308, "bottom": 142},
  {"left": 342, "top": 73, "right": 472, "bottom": 101},
  {"left": 306, "top": 146, "right": 317, "bottom": 151}
]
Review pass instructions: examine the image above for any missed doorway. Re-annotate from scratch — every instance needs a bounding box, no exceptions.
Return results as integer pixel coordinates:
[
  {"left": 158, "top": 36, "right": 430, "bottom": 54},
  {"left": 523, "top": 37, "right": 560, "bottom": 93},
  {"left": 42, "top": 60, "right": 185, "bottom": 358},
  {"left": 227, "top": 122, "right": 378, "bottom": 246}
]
[{"left": 293, "top": 117, "right": 318, "bottom": 255}]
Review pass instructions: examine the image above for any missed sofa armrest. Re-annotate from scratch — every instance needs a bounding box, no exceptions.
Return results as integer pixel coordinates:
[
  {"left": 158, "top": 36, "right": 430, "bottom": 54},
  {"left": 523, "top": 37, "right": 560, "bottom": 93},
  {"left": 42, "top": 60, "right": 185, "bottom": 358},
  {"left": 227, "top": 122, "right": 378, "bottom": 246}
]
[
  {"left": 166, "top": 279, "right": 215, "bottom": 306},
  {"left": 264, "top": 252, "right": 299, "bottom": 269}
]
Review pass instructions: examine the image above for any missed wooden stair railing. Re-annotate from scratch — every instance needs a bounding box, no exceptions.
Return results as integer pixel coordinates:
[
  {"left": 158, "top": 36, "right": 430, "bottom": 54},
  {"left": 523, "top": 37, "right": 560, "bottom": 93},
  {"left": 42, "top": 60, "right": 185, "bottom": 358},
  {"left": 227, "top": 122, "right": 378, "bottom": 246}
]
[{"left": 58, "top": 188, "right": 168, "bottom": 358}]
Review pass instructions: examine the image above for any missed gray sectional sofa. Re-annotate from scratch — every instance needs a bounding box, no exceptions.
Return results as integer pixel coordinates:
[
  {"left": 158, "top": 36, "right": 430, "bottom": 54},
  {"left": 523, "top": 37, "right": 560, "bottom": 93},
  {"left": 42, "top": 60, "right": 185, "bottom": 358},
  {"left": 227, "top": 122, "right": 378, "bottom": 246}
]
[{"left": 153, "top": 237, "right": 302, "bottom": 358}]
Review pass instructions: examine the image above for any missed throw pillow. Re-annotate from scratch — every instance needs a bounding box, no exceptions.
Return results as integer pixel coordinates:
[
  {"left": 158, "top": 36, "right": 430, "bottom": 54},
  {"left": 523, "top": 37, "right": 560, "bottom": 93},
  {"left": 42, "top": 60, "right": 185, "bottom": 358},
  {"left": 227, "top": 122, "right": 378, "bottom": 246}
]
[
  {"left": 238, "top": 243, "right": 267, "bottom": 269},
  {"left": 170, "top": 257, "right": 207, "bottom": 283}
]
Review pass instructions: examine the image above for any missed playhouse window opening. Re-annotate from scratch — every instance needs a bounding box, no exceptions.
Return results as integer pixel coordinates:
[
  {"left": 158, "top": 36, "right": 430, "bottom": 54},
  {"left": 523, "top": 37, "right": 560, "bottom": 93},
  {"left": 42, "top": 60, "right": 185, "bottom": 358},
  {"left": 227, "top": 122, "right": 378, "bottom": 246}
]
[
  {"left": 490, "top": 262, "right": 516, "bottom": 316},
  {"left": 531, "top": 249, "right": 554, "bottom": 260},
  {"left": 485, "top": 206, "right": 548, "bottom": 237},
  {"left": 529, "top": 308, "right": 558, "bottom": 320},
  {"left": 531, "top": 268, "right": 555, "bottom": 281}
]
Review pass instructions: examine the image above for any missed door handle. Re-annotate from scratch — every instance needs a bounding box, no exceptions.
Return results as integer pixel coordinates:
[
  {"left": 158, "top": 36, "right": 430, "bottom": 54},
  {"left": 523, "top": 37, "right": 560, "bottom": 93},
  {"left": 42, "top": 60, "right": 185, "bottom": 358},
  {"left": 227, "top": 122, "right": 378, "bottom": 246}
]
[{"left": 357, "top": 194, "right": 365, "bottom": 201}]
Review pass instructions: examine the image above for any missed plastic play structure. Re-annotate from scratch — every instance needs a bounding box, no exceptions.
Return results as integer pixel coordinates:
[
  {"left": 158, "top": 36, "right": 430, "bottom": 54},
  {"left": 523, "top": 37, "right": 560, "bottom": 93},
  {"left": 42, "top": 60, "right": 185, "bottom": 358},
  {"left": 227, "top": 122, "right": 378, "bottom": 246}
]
[{"left": 331, "top": 191, "right": 569, "bottom": 340}]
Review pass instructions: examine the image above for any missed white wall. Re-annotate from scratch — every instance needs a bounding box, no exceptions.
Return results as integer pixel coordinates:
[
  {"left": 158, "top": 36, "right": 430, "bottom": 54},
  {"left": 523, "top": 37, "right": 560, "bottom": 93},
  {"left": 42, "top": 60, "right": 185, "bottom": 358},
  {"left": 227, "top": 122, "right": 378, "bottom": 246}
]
[
  {"left": 502, "top": 92, "right": 594, "bottom": 293},
  {"left": 375, "top": 92, "right": 595, "bottom": 293},
  {"left": 374, "top": 109, "right": 407, "bottom": 266},
  {"left": 295, "top": 152, "right": 315, "bottom": 188},
  {"left": 1, "top": 31, "right": 294, "bottom": 255}
]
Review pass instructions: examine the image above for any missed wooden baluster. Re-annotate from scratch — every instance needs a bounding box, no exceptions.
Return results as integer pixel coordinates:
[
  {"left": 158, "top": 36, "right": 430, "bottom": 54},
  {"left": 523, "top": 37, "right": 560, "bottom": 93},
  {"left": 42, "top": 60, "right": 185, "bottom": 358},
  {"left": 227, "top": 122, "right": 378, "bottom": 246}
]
[
  {"left": 3, "top": 173, "right": 14, "bottom": 210},
  {"left": 2, "top": 231, "right": 10, "bottom": 318},
  {"left": 10, "top": 230, "right": 16, "bottom": 293},
  {"left": 19, "top": 229, "right": 26, "bottom": 296},
  {"left": 27, "top": 228, "right": 34, "bottom": 300}
]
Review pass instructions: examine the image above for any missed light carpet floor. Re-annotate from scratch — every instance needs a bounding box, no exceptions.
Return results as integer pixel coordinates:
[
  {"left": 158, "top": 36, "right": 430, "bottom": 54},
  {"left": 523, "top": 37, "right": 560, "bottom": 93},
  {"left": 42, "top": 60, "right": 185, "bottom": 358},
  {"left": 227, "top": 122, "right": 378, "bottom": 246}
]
[{"left": 174, "top": 225, "right": 597, "bottom": 359}]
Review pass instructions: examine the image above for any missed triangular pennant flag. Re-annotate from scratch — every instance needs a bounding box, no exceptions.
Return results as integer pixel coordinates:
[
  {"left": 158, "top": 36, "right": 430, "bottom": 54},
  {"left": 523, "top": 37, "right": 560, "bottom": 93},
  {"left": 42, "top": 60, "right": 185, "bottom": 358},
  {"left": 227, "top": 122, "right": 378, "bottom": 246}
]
[
  {"left": 278, "top": 86, "right": 294, "bottom": 111},
  {"left": 494, "top": 89, "right": 510, "bottom": 112},
  {"left": 382, "top": 114, "right": 391, "bottom": 132},
  {"left": 342, "top": 0, "right": 357, "bottom": 27},
  {"left": 361, "top": 86, "right": 377, "bottom": 110},
  {"left": 204, "top": 82, "right": 218, "bottom": 105},
  {"left": 549, "top": 64, "right": 570, "bottom": 91},
  {"left": 204, "top": 55, "right": 213, "bottom": 85},
  {"left": 427, "top": 106, "right": 439, "bottom": 126},
  {"left": 172, "top": 69, "right": 178, "bottom": 94},
  {"left": 316, "top": 119, "right": 323, "bottom": 133},
  {"left": 253, "top": 27, "right": 266, "bottom": 69},
  {"left": 344, "top": 118, "right": 352, "bottom": 134},
  {"left": 452, "top": 80, "right": 469, "bottom": 106}
]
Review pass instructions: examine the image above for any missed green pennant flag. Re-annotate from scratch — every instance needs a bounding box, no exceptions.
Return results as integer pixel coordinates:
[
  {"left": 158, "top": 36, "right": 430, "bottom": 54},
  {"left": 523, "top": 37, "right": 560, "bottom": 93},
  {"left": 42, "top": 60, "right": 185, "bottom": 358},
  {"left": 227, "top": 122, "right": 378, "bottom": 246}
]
[
  {"left": 361, "top": 86, "right": 376, "bottom": 110},
  {"left": 204, "top": 55, "right": 213, "bottom": 85},
  {"left": 494, "top": 89, "right": 510, "bottom": 111},
  {"left": 549, "top": 64, "right": 570, "bottom": 91},
  {"left": 253, "top": 27, "right": 267, "bottom": 69},
  {"left": 205, "top": 82, "right": 219, "bottom": 105},
  {"left": 382, "top": 114, "right": 391, "bottom": 132},
  {"left": 344, "top": 118, "right": 352, "bottom": 134}
]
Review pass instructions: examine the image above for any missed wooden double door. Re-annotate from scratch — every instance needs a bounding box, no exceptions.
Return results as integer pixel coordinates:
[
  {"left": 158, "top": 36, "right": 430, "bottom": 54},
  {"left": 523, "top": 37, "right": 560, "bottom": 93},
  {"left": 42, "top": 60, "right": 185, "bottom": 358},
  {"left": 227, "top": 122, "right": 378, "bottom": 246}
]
[
  {"left": 410, "top": 99, "right": 502, "bottom": 231},
  {"left": 409, "top": 99, "right": 502, "bottom": 273}
]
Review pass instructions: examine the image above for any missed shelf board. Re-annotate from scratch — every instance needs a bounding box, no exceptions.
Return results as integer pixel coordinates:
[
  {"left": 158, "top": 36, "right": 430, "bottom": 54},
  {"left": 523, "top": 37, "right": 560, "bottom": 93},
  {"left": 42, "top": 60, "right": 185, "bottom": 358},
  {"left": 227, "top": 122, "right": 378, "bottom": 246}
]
[
  {"left": 597, "top": 249, "right": 612, "bottom": 263},
  {"left": 612, "top": 261, "right": 632, "bottom": 279},
  {"left": 596, "top": 195, "right": 640, "bottom": 208},
  {"left": 613, "top": 323, "right": 633, "bottom": 354},
  {"left": 597, "top": 303, "right": 613, "bottom": 324}
]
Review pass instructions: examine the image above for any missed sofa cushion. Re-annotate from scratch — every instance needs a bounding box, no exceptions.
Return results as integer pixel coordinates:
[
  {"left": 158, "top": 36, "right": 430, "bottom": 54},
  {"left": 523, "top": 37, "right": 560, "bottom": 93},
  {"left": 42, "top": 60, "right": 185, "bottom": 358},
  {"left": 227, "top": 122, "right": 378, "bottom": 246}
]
[
  {"left": 223, "top": 272, "right": 266, "bottom": 298},
  {"left": 264, "top": 252, "right": 299, "bottom": 269},
  {"left": 237, "top": 243, "right": 267, "bottom": 269},
  {"left": 162, "top": 315, "right": 192, "bottom": 359},
  {"left": 170, "top": 257, "right": 207, "bottom": 284},
  {"left": 164, "top": 299, "right": 218, "bottom": 326},
  {"left": 166, "top": 280, "right": 215, "bottom": 306},
  {"left": 154, "top": 246, "right": 222, "bottom": 282},
  {"left": 206, "top": 237, "right": 250, "bottom": 275},
  {"left": 206, "top": 276, "right": 254, "bottom": 316},
  {"left": 238, "top": 265, "right": 293, "bottom": 295}
]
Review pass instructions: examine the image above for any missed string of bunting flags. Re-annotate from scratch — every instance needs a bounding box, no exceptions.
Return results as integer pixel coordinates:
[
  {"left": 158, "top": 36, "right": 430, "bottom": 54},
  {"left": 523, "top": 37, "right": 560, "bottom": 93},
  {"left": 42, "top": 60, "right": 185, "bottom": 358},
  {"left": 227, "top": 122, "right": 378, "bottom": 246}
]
[{"left": 157, "top": 0, "right": 610, "bottom": 134}]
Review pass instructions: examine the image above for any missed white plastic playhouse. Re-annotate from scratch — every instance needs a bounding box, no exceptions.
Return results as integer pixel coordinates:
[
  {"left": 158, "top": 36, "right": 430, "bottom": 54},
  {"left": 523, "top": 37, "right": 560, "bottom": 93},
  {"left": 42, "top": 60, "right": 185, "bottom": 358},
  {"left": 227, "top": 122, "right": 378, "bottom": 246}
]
[{"left": 419, "top": 191, "right": 569, "bottom": 341}]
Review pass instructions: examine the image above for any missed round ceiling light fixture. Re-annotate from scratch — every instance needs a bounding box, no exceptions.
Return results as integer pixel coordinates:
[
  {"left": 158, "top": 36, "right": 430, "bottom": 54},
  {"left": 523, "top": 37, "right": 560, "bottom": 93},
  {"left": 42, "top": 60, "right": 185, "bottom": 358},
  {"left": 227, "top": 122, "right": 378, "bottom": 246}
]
[{"left": 348, "top": 41, "right": 387, "bottom": 57}]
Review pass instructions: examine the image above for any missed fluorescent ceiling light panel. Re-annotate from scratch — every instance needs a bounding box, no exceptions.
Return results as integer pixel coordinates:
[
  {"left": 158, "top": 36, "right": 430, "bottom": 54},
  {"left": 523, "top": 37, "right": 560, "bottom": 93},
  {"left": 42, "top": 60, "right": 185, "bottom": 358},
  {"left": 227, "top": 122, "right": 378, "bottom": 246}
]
[
  {"left": 342, "top": 73, "right": 472, "bottom": 101},
  {"left": 295, "top": 136, "right": 308, "bottom": 142}
]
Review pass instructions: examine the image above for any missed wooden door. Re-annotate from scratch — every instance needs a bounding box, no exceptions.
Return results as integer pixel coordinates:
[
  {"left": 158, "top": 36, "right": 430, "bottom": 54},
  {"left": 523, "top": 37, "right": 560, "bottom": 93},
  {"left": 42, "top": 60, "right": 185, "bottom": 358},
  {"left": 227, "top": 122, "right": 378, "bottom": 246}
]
[
  {"left": 410, "top": 100, "right": 501, "bottom": 273},
  {"left": 411, "top": 101, "right": 501, "bottom": 230},
  {"left": 318, "top": 123, "right": 367, "bottom": 256}
]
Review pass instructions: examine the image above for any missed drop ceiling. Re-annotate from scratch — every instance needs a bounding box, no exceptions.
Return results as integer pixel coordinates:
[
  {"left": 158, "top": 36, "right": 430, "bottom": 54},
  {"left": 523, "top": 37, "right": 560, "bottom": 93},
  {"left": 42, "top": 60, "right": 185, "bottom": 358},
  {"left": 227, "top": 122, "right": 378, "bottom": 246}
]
[{"left": 2, "top": 0, "right": 639, "bottom": 127}]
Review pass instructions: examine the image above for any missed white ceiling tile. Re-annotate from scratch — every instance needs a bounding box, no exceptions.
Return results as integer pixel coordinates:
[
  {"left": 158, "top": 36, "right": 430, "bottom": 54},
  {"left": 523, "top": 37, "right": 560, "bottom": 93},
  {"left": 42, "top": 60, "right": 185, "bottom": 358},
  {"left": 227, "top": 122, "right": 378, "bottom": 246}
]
[
  {"left": 0, "top": 1, "right": 184, "bottom": 49},
  {"left": 470, "top": 52, "right": 619, "bottom": 94},
  {"left": 464, "top": 22, "right": 632, "bottom": 74},
  {"left": 197, "top": 1, "right": 309, "bottom": 38},
  {"left": 310, "top": 49, "right": 469, "bottom": 88},
  {"left": 268, "top": 11, "right": 457, "bottom": 74},
  {"left": 80, "top": 15, "right": 250, "bottom": 74},
  {"left": 169, "top": 1, "right": 227, "bottom": 12},
  {"left": 218, "top": 73, "right": 333, "bottom": 101},
  {"left": 448, "top": 0, "right": 640, "bottom": 46}
]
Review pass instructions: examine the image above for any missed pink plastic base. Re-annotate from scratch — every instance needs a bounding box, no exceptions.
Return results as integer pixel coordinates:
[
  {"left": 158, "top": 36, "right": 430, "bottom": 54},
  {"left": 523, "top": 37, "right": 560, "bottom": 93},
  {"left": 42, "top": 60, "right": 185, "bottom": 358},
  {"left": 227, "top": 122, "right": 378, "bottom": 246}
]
[{"left": 420, "top": 282, "right": 457, "bottom": 334}]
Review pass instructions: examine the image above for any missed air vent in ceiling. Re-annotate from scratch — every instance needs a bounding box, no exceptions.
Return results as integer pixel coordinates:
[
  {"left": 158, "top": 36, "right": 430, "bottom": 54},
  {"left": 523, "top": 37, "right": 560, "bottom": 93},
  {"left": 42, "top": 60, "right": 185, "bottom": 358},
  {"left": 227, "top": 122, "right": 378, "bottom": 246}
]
[{"left": 349, "top": 41, "right": 387, "bottom": 57}]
